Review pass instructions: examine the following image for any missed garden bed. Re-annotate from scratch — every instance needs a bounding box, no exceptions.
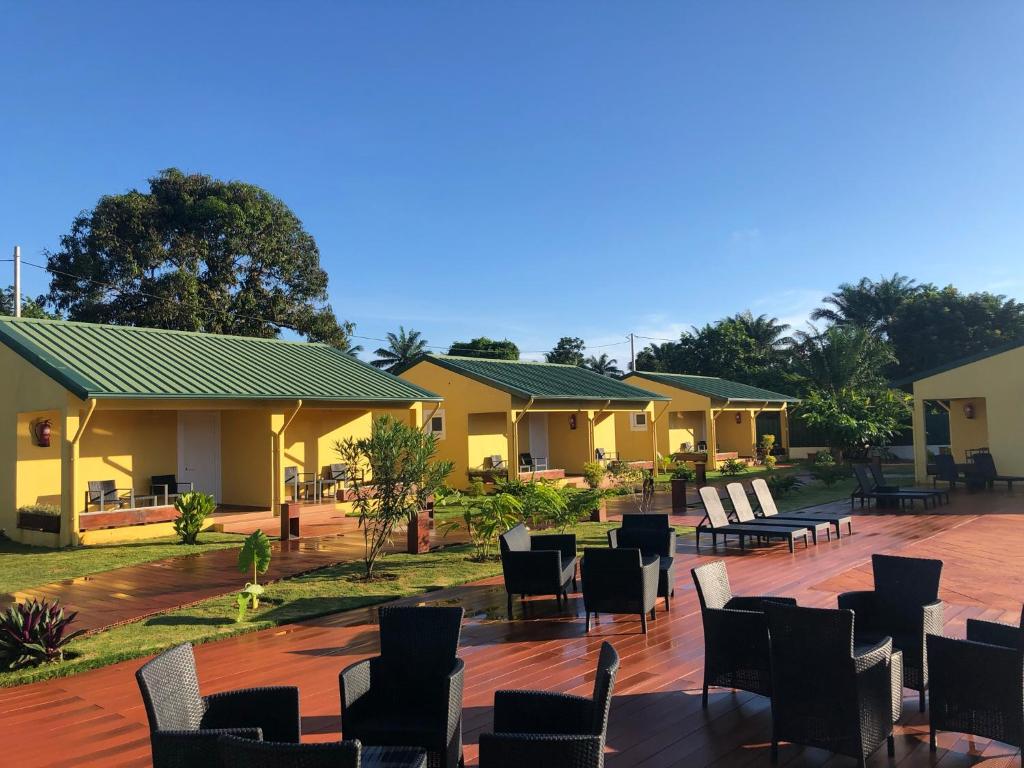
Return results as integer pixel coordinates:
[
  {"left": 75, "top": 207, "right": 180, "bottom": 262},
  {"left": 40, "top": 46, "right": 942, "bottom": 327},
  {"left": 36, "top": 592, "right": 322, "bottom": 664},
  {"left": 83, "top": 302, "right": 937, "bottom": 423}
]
[{"left": 78, "top": 505, "right": 179, "bottom": 532}]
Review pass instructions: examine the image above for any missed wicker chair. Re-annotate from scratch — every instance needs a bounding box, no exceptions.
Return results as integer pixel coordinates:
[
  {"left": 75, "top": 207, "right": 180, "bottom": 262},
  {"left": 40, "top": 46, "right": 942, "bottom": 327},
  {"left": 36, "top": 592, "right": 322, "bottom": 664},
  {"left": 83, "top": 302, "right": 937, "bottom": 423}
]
[
  {"left": 766, "top": 604, "right": 897, "bottom": 766},
  {"left": 499, "top": 523, "right": 578, "bottom": 619},
  {"left": 607, "top": 518, "right": 675, "bottom": 611},
  {"left": 581, "top": 547, "right": 659, "bottom": 634},
  {"left": 136, "top": 643, "right": 300, "bottom": 768},
  {"left": 478, "top": 642, "right": 619, "bottom": 768},
  {"left": 927, "top": 606, "right": 1023, "bottom": 751},
  {"left": 340, "top": 606, "right": 465, "bottom": 768},
  {"left": 838, "top": 553, "right": 943, "bottom": 712},
  {"left": 218, "top": 734, "right": 428, "bottom": 768},
  {"left": 690, "top": 560, "right": 797, "bottom": 708}
]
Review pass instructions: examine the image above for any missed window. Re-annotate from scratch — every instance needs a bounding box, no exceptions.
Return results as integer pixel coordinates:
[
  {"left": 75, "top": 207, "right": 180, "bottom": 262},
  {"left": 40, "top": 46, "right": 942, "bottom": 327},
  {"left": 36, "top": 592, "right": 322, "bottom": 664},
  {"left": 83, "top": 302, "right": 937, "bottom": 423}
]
[
  {"left": 630, "top": 412, "right": 648, "bottom": 431},
  {"left": 426, "top": 410, "right": 446, "bottom": 440}
]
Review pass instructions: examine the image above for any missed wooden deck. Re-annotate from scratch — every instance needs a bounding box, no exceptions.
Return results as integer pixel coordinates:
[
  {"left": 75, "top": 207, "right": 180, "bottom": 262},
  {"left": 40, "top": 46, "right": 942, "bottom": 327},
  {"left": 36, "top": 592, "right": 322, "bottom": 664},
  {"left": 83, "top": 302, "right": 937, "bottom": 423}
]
[{"left": 2, "top": 491, "right": 1022, "bottom": 767}]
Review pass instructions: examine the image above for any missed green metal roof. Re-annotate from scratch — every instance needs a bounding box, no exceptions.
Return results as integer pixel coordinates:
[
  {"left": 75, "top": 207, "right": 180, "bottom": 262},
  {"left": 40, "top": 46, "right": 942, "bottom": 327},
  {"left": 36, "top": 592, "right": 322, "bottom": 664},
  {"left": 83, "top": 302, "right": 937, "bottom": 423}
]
[
  {"left": 628, "top": 372, "right": 800, "bottom": 403},
  {"left": 0, "top": 317, "right": 441, "bottom": 403},
  {"left": 416, "top": 355, "right": 669, "bottom": 401}
]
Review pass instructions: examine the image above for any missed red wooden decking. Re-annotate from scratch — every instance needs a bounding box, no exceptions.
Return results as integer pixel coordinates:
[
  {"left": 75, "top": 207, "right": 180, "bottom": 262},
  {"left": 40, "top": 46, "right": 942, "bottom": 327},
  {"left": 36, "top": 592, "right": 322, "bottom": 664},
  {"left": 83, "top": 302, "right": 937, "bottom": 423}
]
[{"left": 1, "top": 491, "right": 1022, "bottom": 767}]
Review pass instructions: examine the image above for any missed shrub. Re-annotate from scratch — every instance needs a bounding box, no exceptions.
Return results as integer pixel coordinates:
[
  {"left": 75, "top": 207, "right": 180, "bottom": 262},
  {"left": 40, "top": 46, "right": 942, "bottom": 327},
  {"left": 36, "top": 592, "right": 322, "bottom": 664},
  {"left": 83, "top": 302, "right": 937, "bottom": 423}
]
[
  {"left": 760, "top": 434, "right": 776, "bottom": 452},
  {"left": 493, "top": 476, "right": 530, "bottom": 498},
  {"left": 719, "top": 458, "right": 748, "bottom": 477},
  {"left": 671, "top": 465, "right": 696, "bottom": 482},
  {"left": 172, "top": 491, "right": 215, "bottom": 545},
  {"left": 0, "top": 598, "right": 85, "bottom": 669},
  {"left": 766, "top": 473, "right": 803, "bottom": 497},
  {"left": 563, "top": 488, "right": 603, "bottom": 523},
  {"left": 439, "top": 492, "right": 523, "bottom": 560},
  {"left": 809, "top": 452, "right": 849, "bottom": 486},
  {"left": 521, "top": 482, "right": 569, "bottom": 528},
  {"left": 764, "top": 454, "right": 777, "bottom": 470},
  {"left": 236, "top": 529, "right": 272, "bottom": 621},
  {"left": 17, "top": 504, "right": 61, "bottom": 516},
  {"left": 581, "top": 461, "right": 607, "bottom": 490},
  {"left": 466, "top": 478, "right": 486, "bottom": 497}
]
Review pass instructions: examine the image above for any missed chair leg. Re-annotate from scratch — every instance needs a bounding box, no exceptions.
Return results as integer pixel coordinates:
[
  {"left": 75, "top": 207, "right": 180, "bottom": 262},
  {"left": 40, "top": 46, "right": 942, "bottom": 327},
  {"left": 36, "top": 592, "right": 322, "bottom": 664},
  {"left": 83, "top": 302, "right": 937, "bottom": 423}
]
[
  {"left": 640, "top": 612, "right": 648, "bottom": 634},
  {"left": 702, "top": 683, "right": 709, "bottom": 708},
  {"left": 919, "top": 689, "right": 926, "bottom": 712},
  {"left": 507, "top": 593, "right": 513, "bottom": 620},
  {"left": 585, "top": 612, "right": 592, "bottom": 633},
  {"left": 887, "top": 735, "right": 895, "bottom": 756},
  {"left": 650, "top": 607, "right": 657, "bottom": 621},
  {"left": 929, "top": 728, "right": 937, "bottom": 752},
  {"left": 770, "top": 739, "right": 778, "bottom": 764},
  {"left": 664, "top": 595, "right": 670, "bottom": 611}
]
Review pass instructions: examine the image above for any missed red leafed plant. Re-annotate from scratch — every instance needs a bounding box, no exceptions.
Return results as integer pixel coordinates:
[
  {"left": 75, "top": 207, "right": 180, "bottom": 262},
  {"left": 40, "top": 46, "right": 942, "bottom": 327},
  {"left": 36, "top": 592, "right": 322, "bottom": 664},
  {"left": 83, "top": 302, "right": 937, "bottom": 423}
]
[{"left": 0, "top": 598, "right": 86, "bottom": 669}]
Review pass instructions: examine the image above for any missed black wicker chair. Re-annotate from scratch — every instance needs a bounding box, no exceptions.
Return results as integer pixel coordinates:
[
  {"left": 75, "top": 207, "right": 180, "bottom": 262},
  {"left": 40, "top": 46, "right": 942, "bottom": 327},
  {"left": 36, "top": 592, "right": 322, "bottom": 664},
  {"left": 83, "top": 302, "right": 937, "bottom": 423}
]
[
  {"left": 218, "top": 734, "right": 428, "bottom": 768},
  {"left": 581, "top": 547, "right": 659, "bottom": 634},
  {"left": 499, "top": 523, "right": 577, "bottom": 619},
  {"left": 340, "top": 606, "right": 465, "bottom": 768},
  {"left": 932, "top": 454, "right": 962, "bottom": 489},
  {"left": 136, "top": 643, "right": 300, "bottom": 768},
  {"left": 607, "top": 517, "right": 675, "bottom": 611},
  {"left": 766, "top": 604, "right": 897, "bottom": 766},
  {"left": 690, "top": 560, "right": 797, "bottom": 708},
  {"left": 927, "top": 606, "right": 1023, "bottom": 751},
  {"left": 838, "top": 553, "right": 943, "bottom": 712},
  {"left": 478, "top": 642, "right": 619, "bottom": 768}
]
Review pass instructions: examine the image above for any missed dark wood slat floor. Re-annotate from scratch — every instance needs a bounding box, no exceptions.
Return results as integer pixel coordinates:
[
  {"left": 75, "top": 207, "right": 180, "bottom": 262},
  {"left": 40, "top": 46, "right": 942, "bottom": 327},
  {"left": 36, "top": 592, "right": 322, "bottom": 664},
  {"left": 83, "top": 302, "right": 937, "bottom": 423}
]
[{"left": 1, "top": 491, "right": 1022, "bottom": 767}]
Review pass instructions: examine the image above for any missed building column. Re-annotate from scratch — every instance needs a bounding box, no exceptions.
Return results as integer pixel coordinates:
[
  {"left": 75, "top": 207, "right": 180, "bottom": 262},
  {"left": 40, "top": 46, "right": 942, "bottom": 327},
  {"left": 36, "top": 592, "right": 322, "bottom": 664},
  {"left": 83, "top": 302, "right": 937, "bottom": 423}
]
[
  {"left": 60, "top": 407, "right": 79, "bottom": 548},
  {"left": 912, "top": 393, "right": 928, "bottom": 484},
  {"left": 780, "top": 406, "right": 791, "bottom": 455},
  {"left": 706, "top": 410, "right": 719, "bottom": 470},
  {"left": 506, "top": 410, "right": 517, "bottom": 477}
]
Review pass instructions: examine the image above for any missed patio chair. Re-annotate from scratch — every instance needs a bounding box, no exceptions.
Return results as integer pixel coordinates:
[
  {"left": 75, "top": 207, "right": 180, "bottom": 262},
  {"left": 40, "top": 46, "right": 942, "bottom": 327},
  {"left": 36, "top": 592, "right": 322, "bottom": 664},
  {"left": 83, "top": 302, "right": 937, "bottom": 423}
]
[
  {"left": 151, "top": 474, "right": 194, "bottom": 505},
  {"left": 970, "top": 452, "right": 1024, "bottom": 491},
  {"left": 726, "top": 482, "right": 830, "bottom": 543},
  {"left": 478, "top": 642, "right": 619, "bottom": 768},
  {"left": 691, "top": 560, "right": 797, "bottom": 708},
  {"left": 499, "top": 523, "right": 577, "bottom": 619},
  {"left": 218, "top": 734, "right": 428, "bottom": 768},
  {"left": 136, "top": 643, "right": 300, "bottom": 768},
  {"left": 696, "top": 486, "right": 810, "bottom": 553},
  {"left": 487, "top": 454, "right": 506, "bottom": 470},
  {"left": 594, "top": 447, "right": 617, "bottom": 463},
  {"left": 319, "top": 463, "right": 362, "bottom": 499},
  {"left": 283, "top": 466, "right": 319, "bottom": 502},
  {"left": 838, "top": 553, "right": 944, "bottom": 712},
  {"left": 766, "top": 604, "right": 898, "bottom": 765},
  {"left": 340, "top": 606, "right": 465, "bottom": 768},
  {"left": 518, "top": 453, "right": 548, "bottom": 472},
  {"left": 869, "top": 463, "right": 948, "bottom": 505},
  {"left": 86, "top": 479, "right": 135, "bottom": 512},
  {"left": 851, "top": 463, "right": 935, "bottom": 510},
  {"left": 932, "top": 453, "right": 963, "bottom": 489},
  {"left": 927, "top": 606, "right": 1023, "bottom": 751},
  {"left": 581, "top": 547, "right": 659, "bottom": 634},
  {"left": 607, "top": 516, "right": 675, "bottom": 611},
  {"left": 750, "top": 477, "right": 853, "bottom": 538}
]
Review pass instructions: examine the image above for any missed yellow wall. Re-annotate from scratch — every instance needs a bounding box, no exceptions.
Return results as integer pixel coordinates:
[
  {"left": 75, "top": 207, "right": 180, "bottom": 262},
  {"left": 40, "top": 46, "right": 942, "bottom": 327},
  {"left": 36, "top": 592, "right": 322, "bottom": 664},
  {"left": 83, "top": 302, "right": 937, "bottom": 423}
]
[
  {"left": 546, "top": 411, "right": 589, "bottom": 473},
  {"left": 912, "top": 344, "right": 1024, "bottom": 481},
  {"left": 468, "top": 412, "right": 508, "bottom": 469},
  {"left": 16, "top": 410, "right": 63, "bottom": 509},
  {"left": 400, "top": 361, "right": 511, "bottom": 486},
  {"left": 715, "top": 410, "right": 757, "bottom": 456},
  {"left": 617, "top": 375, "right": 714, "bottom": 462},
  {"left": 222, "top": 409, "right": 273, "bottom": 508},
  {"left": 667, "top": 411, "right": 703, "bottom": 454},
  {"left": 592, "top": 412, "right": 617, "bottom": 462}
]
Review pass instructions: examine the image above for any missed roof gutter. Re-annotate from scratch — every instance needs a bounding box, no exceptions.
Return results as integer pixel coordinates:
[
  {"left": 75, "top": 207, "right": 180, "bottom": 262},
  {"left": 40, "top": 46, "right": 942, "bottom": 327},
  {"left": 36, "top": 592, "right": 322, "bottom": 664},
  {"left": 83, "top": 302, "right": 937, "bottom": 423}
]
[{"left": 71, "top": 398, "right": 98, "bottom": 446}]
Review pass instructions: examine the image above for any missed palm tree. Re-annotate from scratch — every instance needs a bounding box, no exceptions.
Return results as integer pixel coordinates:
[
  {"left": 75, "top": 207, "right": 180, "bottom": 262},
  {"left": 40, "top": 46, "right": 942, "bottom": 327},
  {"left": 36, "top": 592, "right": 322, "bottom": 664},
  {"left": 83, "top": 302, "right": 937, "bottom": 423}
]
[
  {"left": 371, "top": 326, "right": 427, "bottom": 371},
  {"left": 790, "top": 324, "right": 896, "bottom": 392},
  {"left": 584, "top": 353, "right": 622, "bottom": 377},
  {"left": 728, "top": 311, "right": 793, "bottom": 349},
  {"left": 811, "top": 274, "right": 919, "bottom": 338}
]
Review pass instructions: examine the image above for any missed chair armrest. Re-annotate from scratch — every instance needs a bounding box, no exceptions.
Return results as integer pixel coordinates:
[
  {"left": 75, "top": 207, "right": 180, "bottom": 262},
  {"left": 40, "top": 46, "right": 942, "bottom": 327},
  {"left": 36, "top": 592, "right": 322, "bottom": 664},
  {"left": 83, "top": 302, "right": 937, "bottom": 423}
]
[
  {"left": 151, "top": 483, "right": 170, "bottom": 496},
  {"left": 725, "top": 595, "right": 797, "bottom": 611},
  {"left": 493, "top": 690, "right": 593, "bottom": 735},
  {"left": 531, "top": 533, "right": 577, "bottom": 563},
  {"left": 606, "top": 528, "right": 621, "bottom": 548},
  {"left": 965, "top": 617, "right": 1020, "bottom": 649},
  {"left": 921, "top": 600, "right": 944, "bottom": 637},
  {"left": 702, "top": 606, "right": 770, "bottom": 639},
  {"left": 853, "top": 637, "right": 893, "bottom": 673},
  {"left": 151, "top": 727, "right": 262, "bottom": 767},
  {"left": 478, "top": 733, "right": 602, "bottom": 767},
  {"left": 340, "top": 658, "right": 374, "bottom": 713},
  {"left": 641, "top": 557, "right": 660, "bottom": 603},
  {"left": 443, "top": 658, "right": 466, "bottom": 744},
  {"left": 837, "top": 590, "right": 877, "bottom": 616},
  {"left": 203, "top": 686, "right": 300, "bottom": 743}
]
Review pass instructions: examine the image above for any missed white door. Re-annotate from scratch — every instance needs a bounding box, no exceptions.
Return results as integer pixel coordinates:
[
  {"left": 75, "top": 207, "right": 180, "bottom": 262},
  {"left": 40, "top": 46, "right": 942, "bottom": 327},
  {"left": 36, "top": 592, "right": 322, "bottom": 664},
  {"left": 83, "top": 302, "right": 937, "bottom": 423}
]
[
  {"left": 528, "top": 413, "right": 549, "bottom": 463},
  {"left": 177, "top": 411, "right": 222, "bottom": 503}
]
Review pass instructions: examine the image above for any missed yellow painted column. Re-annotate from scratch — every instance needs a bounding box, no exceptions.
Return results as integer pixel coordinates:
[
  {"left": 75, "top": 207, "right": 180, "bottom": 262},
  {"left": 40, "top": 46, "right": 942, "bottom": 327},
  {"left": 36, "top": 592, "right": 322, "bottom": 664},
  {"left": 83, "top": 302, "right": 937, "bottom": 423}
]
[
  {"left": 271, "top": 411, "right": 285, "bottom": 514},
  {"left": 749, "top": 409, "right": 758, "bottom": 455},
  {"left": 506, "top": 410, "right": 517, "bottom": 477},
  {"left": 780, "top": 406, "right": 791, "bottom": 455},
  {"left": 707, "top": 410, "right": 719, "bottom": 470},
  {"left": 912, "top": 393, "right": 928, "bottom": 484},
  {"left": 61, "top": 406, "right": 80, "bottom": 547},
  {"left": 649, "top": 406, "right": 659, "bottom": 468},
  {"left": 586, "top": 410, "right": 595, "bottom": 465}
]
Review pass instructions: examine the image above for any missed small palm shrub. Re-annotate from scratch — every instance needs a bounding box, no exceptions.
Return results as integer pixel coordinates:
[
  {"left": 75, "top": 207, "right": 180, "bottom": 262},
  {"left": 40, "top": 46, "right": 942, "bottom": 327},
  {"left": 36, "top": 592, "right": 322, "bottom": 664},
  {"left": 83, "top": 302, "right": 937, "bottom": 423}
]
[
  {"left": 439, "top": 492, "right": 523, "bottom": 560},
  {"left": 236, "top": 529, "right": 272, "bottom": 621},
  {"left": 671, "top": 465, "right": 696, "bottom": 482},
  {"left": 563, "top": 488, "right": 603, "bottom": 526},
  {"left": 581, "top": 461, "right": 607, "bottom": 490},
  {"left": 764, "top": 454, "right": 777, "bottom": 470},
  {"left": 522, "top": 482, "right": 569, "bottom": 528},
  {"left": 810, "top": 452, "right": 849, "bottom": 486},
  {"left": 173, "top": 491, "right": 216, "bottom": 545},
  {"left": 719, "top": 458, "right": 748, "bottom": 476},
  {"left": 0, "top": 598, "right": 85, "bottom": 669},
  {"left": 766, "top": 473, "right": 803, "bottom": 497},
  {"left": 466, "top": 478, "right": 486, "bottom": 497}
]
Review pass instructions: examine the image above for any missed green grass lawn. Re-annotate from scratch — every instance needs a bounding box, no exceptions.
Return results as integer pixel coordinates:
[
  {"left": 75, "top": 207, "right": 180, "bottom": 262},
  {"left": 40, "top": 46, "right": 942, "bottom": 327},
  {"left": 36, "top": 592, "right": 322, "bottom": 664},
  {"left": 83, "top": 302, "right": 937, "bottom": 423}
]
[
  {"left": 0, "top": 521, "right": 693, "bottom": 688},
  {"left": 0, "top": 532, "right": 259, "bottom": 595}
]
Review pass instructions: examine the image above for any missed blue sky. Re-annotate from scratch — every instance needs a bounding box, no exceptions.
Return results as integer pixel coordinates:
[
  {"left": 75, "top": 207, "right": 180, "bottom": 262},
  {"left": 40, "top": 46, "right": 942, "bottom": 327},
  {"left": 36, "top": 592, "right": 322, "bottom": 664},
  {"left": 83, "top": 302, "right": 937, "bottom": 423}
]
[{"left": 3, "top": 2, "right": 1024, "bottom": 362}]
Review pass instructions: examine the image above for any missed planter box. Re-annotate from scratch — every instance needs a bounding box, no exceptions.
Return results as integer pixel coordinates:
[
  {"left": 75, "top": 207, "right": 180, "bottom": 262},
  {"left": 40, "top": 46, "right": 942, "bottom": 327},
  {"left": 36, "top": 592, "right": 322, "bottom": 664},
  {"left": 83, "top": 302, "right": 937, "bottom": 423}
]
[
  {"left": 406, "top": 509, "right": 431, "bottom": 554},
  {"left": 78, "top": 505, "right": 178, "bottom": 532},
  {"left": 589, "top": 500, "right": 608, "bottom": 523},
  {"left": 18, "top": 511, "right": 61, "bottom": 534},
  {"left": 670, "top": 478, "right": 689, "bottom": 513}
]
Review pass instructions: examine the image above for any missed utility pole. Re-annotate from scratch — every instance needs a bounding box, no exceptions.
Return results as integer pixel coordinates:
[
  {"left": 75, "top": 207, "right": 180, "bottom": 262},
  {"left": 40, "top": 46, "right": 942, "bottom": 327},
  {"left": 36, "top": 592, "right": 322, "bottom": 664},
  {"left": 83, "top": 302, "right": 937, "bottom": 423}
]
[
  {"left": 13, "top": 245, "right": 21, "bottom": 318},
  {"left": 629, "top": 332, "right": 635, "bottom": 371}
]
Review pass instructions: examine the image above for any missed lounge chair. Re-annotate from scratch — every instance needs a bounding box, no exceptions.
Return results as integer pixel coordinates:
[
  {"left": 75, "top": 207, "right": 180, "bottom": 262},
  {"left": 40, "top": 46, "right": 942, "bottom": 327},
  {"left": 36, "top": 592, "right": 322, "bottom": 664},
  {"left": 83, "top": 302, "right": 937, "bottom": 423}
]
[
  {"left": 151, "top": 474, "right": 194, "bottom": 505},
  {"left": 607, "top": 515, "right": 675, "bottom": 610},
  {"left": 499, "top": 523, "right": 577, "bottom": 619},
  {"left": 726, "top": 482, "right": 830, "bottom": 543},
  {"left": 478, "top": 642, "right": 619, "bottom": 768},
  {"left": 218, "top": 734, "right": 428, "bottom": 768},
  {"left": 691, "top": 560, "right": 797, "bottom": 708},
  {"left": 136, "top": 643, "right": 300, "bottom": 768},
  {"left": 931, "top": 453, "right": 963, "bottom": 489},
  {"left": 851, "top": 463, "right": 935, "bottom": 510},
  {"left": 86, "top": 479, "right": 135, "bottom": 512},
  {"left": 750, "top": 478, "right": 853, "bottom": 538},
  {"left": 838, "top": 553, "right": 944, "bottom": 712},
  {"left": 696, "top": 486, "right": 810, "bottom": 553},
  {"left": 339, "top": 606, "right": 465, "bottom": 768},
  {"left": 927, "top": 606, "right": 1023, "bottom": 750},
  {"left": 283, "top": 466, "right": 319, "bottom": 501},
  {"left": 519, "top": 453, "right": 548, "bottom": 472},
  {"left": 581, "top": 548, "right": 660, "bottom": 634},
  {"left": 766, "top": 604, "right": 899, "bottom": 765},
  {"left": 970, "top": 452, "right": 1024, "bottom": 490},
  {"left": 869, "top": 463, "right": 948, "bottom": 505}
]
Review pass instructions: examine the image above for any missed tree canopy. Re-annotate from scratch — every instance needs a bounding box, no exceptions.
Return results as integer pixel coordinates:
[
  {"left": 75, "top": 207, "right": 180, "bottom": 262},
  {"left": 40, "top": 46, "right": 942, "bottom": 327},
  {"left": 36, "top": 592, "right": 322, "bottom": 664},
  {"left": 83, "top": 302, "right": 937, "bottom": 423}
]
[
  {"left": 447, "top": 336, "right": 519, "bottom": 360},
  {"left": 372, "top": 326, "right": 427, "bottom": 372},
  {"left": 1, "top": 288, "right": 51, "bottom": 319},
  {"left": 44, "top": 168, "right": 353, "bottom": 348},
  {"left": 584, "top": 353, "right": 622, "bottom": 377},
  {"left": 545, "top": 336, "right": 585, "bottom": 366}
]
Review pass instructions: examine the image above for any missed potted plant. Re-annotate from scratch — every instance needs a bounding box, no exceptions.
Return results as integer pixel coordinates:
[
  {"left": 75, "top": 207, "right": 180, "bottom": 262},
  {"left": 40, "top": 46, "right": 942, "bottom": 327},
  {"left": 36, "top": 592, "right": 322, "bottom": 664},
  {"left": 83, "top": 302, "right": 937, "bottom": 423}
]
[
  {"left": 17, "top": 504, "right": 62, "bottom": 534},
  {"left": 669, "top": 465, "right": 695, "bottom": 512}
]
